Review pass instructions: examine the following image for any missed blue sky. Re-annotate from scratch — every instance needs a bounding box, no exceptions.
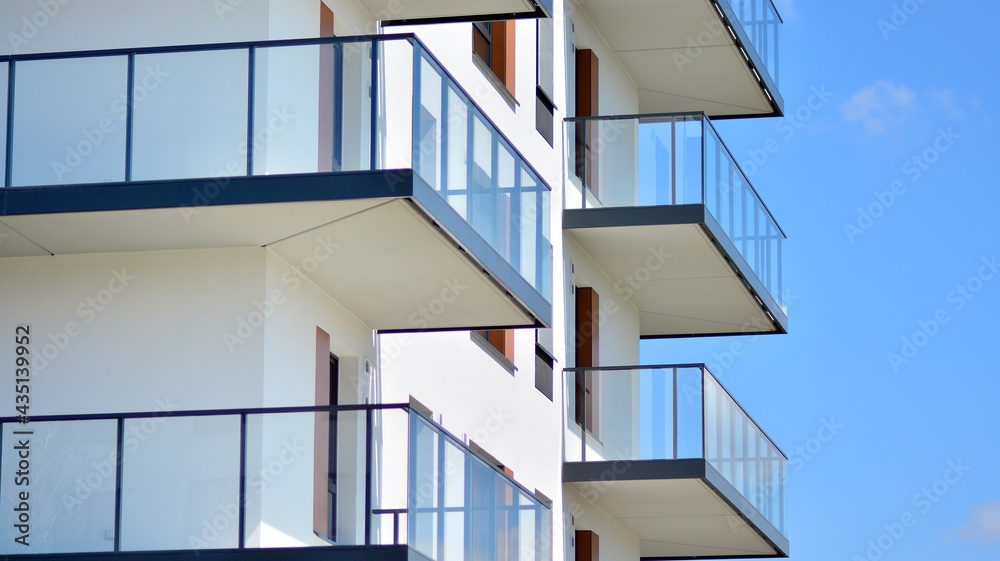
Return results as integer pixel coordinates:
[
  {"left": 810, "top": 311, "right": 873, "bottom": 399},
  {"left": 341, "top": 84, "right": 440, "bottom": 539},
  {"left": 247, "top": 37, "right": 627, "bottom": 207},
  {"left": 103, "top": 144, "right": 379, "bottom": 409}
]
[{"left": 643, "top": 1, "right": 1000, "bottom": 559}]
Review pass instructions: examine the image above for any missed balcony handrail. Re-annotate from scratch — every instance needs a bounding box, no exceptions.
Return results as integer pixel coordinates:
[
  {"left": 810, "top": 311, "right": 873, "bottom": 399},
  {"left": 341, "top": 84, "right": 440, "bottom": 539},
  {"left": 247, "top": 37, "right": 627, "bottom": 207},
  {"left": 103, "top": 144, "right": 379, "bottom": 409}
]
[
  {"left": 0, "top": 401, "right": 551, "bottom": 557},
  {"left": 563, "top": 111, "right": 707, "bottom": 123},
  {"left": 563, "top": 111, "right": 786, "bottom": 239},
  {"left": 0, "top": 402, "right": 405, "bottom": 424},
  {"left": 563, "top": 363, "right": 787, "bottom": 460},
  {"left": 1, "top": 33, "right": 551, "bottom": 196},
  {"left": 563, "top": 362, "right": 708, "bottom": 372},
  {"left": 0, "top": 33, "right": 405, "bottom": 62},
  {"left": 0, "top": 401, "right": 547, "bottom": 512}
]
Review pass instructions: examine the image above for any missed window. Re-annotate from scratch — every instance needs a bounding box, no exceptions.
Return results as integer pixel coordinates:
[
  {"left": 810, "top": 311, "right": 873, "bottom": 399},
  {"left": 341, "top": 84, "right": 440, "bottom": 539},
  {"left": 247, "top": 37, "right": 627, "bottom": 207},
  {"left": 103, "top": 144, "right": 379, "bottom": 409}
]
[
  {"left": 473, "top": 21, "right": 493, "bottom": 66},
  {"left": 474, "top": 329, "right": 516, "bottom": 370},
  {"left": 535, "top": 337, "right": 554, "bottom": 401},
  {"left": 536, "top": 19, "right": 555, "bottom": 145},
  {"left": 473, "top": 20, "right": 516, "bottom": 97}
]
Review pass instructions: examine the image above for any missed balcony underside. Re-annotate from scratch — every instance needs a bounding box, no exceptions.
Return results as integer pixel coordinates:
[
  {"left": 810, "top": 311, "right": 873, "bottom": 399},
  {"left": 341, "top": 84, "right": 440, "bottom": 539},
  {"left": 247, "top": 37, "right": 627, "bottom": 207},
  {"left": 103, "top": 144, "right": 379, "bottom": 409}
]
[
  {"left": 0, "top": 545, "right": 430, "bottom": 561},
  {"left": 365, "top": 0, "right": 551, "bottom": 24},
  {"left": 565, "top": 459, "right": 788, "bottom": 559},
  {"left": 0, "top": 171, "right": 549, "bottom": 330},
  {"left": 574, "top": 0, "right": 781, "bottom": 117},
  {"left": 564, "top": 205, "right": 785, "bottom": 337}
]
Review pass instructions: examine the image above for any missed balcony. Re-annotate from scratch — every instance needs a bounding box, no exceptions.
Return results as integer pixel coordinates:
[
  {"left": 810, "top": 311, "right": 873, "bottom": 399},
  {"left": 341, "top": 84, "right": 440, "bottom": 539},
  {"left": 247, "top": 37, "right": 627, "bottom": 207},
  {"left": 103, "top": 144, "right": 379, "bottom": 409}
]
[
  {"left": 571, "top": 0, "right": 782, "bottom": 116},
  {"left": 0, "top": 35, "right": 551, "bottom": 330},
  {"left": 363, "top": 0, "right": 551, "bottom": 24},
  {"left": 564, "top": 365, "right": 788, "bottom": 558},
  {"left": 0, "top": 404, "right": 551, "bottom": 561},
  {"left": 564, "top": 113, "right": 786, "bottom": 337}
]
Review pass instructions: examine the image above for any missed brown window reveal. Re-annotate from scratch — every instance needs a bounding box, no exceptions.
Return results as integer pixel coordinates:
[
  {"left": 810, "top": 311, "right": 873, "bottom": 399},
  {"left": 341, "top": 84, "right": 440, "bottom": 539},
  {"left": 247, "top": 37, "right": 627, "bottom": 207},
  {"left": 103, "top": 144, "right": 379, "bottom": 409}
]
[
  {"left": 575, "top": 49, "right": 600, "bottom": 195},
  {"left": 318, "top": 3, "right": 335, "bottom": 172},
  {"left": 575, "top": 287, "right": 599, "bottom": 434},
  {"left": 313, "top": 327, "right": 333, "bottom": 538},
  {"left": 576, "top": 530, "right": 600, "bottom": 561}
]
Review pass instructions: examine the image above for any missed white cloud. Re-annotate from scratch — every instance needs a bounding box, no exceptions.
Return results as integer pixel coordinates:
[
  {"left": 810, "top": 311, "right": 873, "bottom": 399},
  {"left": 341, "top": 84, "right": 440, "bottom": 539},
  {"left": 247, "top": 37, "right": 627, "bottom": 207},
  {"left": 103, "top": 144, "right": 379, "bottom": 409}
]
[
  {"left": 841, "top": 80, "right": 917, "bottom": 134},
  {"left": 954, "top": 501, "right": 1000, "bottom": 542}
]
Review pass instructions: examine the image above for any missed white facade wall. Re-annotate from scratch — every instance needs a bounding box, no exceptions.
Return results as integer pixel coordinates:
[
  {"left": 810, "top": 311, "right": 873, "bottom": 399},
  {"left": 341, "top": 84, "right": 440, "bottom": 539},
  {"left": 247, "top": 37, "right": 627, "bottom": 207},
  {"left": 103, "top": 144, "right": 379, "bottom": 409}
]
[{"left": 0, "top": 248, "right": 378, "bottom": 552}]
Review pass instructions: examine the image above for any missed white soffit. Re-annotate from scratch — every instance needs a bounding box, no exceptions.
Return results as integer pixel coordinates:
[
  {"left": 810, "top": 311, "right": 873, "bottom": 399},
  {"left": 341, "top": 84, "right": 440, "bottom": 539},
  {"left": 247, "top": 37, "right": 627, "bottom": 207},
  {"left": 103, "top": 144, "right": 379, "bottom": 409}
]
[
  {"left": 569, "top": 478, "right": 778, "bottom": 557},
  {"left": 361, "top": 0, "right": 536, "bottom": 21},
  {"left": 577, "top": 0, "right": 773, "bottom": 115},
  {"left": 568, "top": 223, "right": 775, "bottom": 336}
]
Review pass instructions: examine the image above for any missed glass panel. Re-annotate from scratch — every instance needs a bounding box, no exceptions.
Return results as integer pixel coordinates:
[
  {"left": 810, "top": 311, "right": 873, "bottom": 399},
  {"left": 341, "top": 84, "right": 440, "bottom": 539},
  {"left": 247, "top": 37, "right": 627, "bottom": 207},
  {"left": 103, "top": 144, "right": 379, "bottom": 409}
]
[
  {"left": 443, "top": 440, "right": 467, "bottom": 559},
  {"left": 637, "top": 119, "right": 670, "bottom": 207},
  {"left": 445, "top": 86, "right": 469, "bottom": 217},
  {"left": 11, "top": 56, "right": 127, "bottom": 187},
  {"left": 132, "top": 49, "right": 249, "bottom": 181},
  {"left": 678, "top": 117, "right": 704, "bottom": 204},
  {"left": 675, "top": 367, "right": 704, "bottom": 459},
  {"left": 251, "top": 45, "right": 319, "bottom": 175},
  {"left": 0, "top": 62, "right": 7, "bottom": 187},
  {"left": 722, "top": 0, "right": 780, "bottom": 84},
  {"left": 0, "top": 421, "right": 117, "bottom": 554},
  {"left": 470, "top": 114, "right": 495, "bottom": 248},
  {"left": 519, "top": 169, "right": 538, "bottom": 285},
  {"left": 340, "top": 40, "right": 374, "bottom": 172},
  {"left": 408, "top": 414, "right": 440, "bottom": 559},
  {"left": 415, "top": 58, "right": 443, "bottom": 189},
  {"left": 496, "top": 140, "right": 516, "bottom": 260},
  {"left": 639, "top": 367, "right": 672, "bottom": 460},
  {"left": 539, "top": 187, "right": 552, "bottom": 302},
  {"left": 379, "top": 38, "right": 414, "bottom": 171},
  {"left": 600, "top": 118, "right": 639, "bottom": 207},
  {"left": 371, "top": 408, "right": 410, "bottom": 547},
  {"left": 408, "top": 411, "right": 549, "bottom": 561},
  {"left": 120, "top": 415, "right": 240, "bottom": 551},
  {"left": 252, "top": 41, "right": 373, "bottom": 176}
]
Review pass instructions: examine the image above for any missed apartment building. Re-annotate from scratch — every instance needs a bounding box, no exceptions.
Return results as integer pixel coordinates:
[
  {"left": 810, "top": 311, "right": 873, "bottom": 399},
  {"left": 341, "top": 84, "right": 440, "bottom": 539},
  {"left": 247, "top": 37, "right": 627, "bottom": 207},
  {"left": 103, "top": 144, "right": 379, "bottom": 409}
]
[{"left": 0, "top": 0, "right": 788, "bottom": 560}]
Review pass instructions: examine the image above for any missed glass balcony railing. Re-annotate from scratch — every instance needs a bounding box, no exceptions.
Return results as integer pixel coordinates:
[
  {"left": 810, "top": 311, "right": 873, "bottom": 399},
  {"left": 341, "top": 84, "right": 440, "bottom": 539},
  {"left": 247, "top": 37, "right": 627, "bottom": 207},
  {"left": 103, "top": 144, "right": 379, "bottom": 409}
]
[
  {"left": 565, "top": 113, "right": 785, "bottom": 310},
  {"left": 0, "top": 405, "right": 551, "bottom": 560},
  {"left": 0, "top": 35, "right": 552, "bottom": 302},
  {"left": 721, "top": 0, "right": 781, "bottom": 85},
  {"left": 564, "top": 365, "right": 786, "bottom": 534}
]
